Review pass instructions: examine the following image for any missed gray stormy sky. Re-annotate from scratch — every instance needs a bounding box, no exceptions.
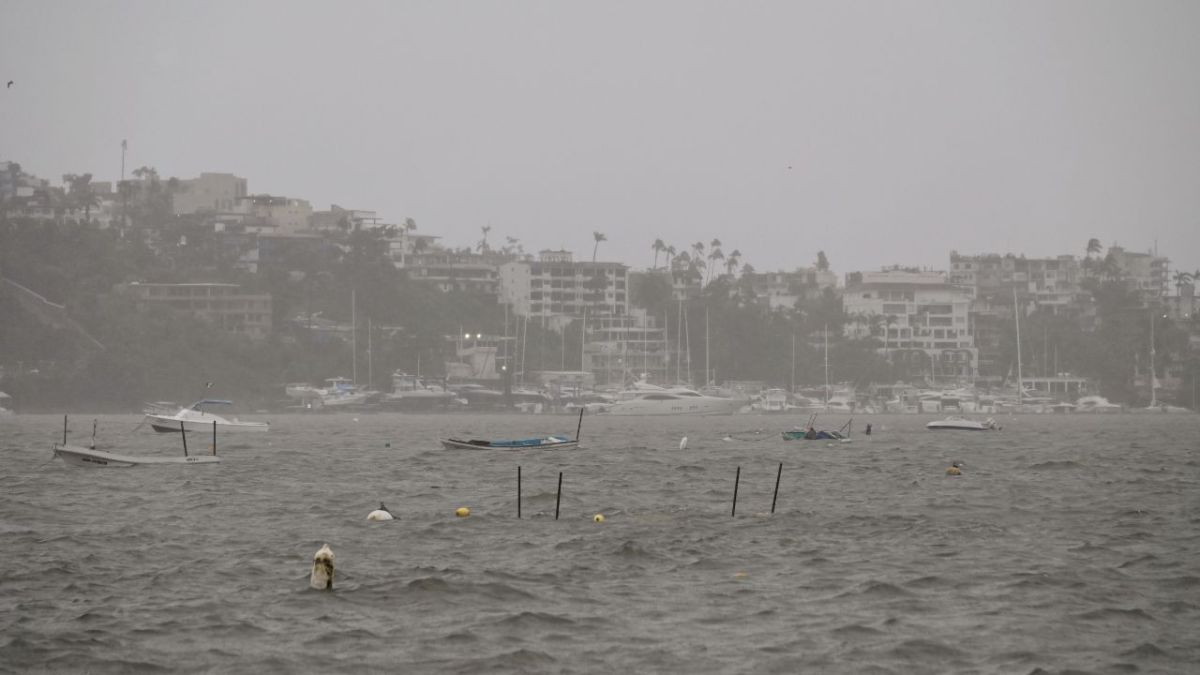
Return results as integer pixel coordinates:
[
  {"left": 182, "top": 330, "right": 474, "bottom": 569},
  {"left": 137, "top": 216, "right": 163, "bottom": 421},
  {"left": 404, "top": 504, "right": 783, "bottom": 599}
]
[{"left": 2, "top": 0, "right": 1198, "bottom": 279}]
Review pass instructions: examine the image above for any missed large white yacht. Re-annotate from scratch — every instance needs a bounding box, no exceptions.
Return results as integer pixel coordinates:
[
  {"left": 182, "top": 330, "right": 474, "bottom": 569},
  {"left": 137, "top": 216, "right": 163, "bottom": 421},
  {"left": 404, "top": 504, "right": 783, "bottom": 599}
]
[{"left": 601, "top": 386, "right": 744, "bottom": 416}]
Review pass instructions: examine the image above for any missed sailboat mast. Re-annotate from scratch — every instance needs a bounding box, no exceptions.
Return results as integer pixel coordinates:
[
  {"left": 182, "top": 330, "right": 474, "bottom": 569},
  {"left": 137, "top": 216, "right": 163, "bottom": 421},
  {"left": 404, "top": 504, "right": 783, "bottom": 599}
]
[
  {"left": 1013, "top": 286, "right": 1023, "bottom": 406},
  {"left": 367, "top": 317, "right": 372, "bottom": 389},
  {"left": 352, "top": 288, "right": 357, "bottom": 385},
  {"left": 823, "top": 323, "right": 829, "bottom": 410},
  {"left": 705, "top": 306, "right": 710, "bottom": 386},
  {"left": 1149, "top": 309, "right": 1157, "bottom": 407}
]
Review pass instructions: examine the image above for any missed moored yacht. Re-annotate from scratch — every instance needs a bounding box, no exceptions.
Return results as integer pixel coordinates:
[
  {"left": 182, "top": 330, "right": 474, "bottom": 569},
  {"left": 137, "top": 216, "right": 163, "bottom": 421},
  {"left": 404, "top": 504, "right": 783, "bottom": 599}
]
[{"left": 601, "top": 387, "right": 744, "bottom": 416}]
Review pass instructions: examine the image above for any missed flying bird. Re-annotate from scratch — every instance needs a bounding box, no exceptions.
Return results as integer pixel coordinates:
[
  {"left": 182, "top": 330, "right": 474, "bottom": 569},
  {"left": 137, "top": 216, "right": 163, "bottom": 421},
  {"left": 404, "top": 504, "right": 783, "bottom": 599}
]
[{"left": 6, "top": 81, "right": 12, "bottom": 88}]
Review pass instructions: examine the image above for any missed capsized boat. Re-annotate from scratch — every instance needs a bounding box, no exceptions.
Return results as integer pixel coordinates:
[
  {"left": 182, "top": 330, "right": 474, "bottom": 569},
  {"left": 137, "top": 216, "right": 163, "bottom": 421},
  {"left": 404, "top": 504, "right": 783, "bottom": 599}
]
[
  {"left": 54, "top": 445, "right": 221, "bottom": 467},
  {"left": 925, "top": 416, "right": 999, "bottom": 431},
  {"left": 53, "top": 416, "right": 221, "bottom": 467},
  {"left": 143, "top": 399, "right": 269, "bottom": 433},
  {"left": 781, "top": 428, "right": 849, "bottom": 441},
  {"left": 441, "top": 410, "right": 583, "bottom": 450}
]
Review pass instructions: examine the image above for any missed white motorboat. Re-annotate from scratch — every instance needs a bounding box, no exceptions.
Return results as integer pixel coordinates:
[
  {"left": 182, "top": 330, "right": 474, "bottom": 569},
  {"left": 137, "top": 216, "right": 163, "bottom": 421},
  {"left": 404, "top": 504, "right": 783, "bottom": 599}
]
[
  {"left": 754, "top": 388, "right": 791, "bottom": 413},
  {"left": 380, "top": 372, "right": 456, "bottom": 410},
  {"left": 143, "top": 399, "right": 269, "bottom": 433},
  {"left": 926, "top": 416, "right": 999, "bottom": 431},
  {"left": 1075, "top": 395, "right": 1123, "bottom": 413},
  {"left": 601, "top": 387, "right": 744, "bottom": 416}
]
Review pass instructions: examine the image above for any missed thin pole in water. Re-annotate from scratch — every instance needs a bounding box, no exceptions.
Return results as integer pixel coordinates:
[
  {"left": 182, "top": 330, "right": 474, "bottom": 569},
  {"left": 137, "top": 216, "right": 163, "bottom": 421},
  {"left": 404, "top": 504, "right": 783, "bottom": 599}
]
[
  {"left": 517, "top": 466, "right": 522, "bottom": 519},
  {"left": 771, "top": 462, "right": 783, "bottom": 514},
  {"left": 62, "top": 414, "right": 67, "bottom": 445},
  {"left": 180, "top": 421, "right": 188, "bottom": 457},
  {"left": 555, "top": 471, "right": 563, "bottom": 520},
  {"left": 731, "top": 466, "right": 741, "bottom": 517},
  {"left": 575, "top": 408, "right": 584, "bottom": 441},
  {"left": 212, "top": 420, "right": 217, "bottom": 456},
  {"left": 91, "top": 419, "right": 97, "bottom": 449}
]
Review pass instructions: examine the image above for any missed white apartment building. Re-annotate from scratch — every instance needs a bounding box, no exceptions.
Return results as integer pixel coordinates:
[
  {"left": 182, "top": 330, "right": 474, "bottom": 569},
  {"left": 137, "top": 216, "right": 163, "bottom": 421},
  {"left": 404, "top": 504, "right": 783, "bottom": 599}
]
[
  {"left": 499, "top": 250, "right": 629, "bottom": 320},
  {"left": 843, "top": 268, "right": 977, "bottom": 381}
]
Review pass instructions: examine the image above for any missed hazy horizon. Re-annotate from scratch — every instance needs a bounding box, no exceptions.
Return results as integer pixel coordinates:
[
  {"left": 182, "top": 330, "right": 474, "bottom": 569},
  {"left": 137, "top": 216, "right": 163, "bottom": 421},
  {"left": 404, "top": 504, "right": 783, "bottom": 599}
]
[{"left": 2, "top": 0, "right": 1197, "bottom": 278}]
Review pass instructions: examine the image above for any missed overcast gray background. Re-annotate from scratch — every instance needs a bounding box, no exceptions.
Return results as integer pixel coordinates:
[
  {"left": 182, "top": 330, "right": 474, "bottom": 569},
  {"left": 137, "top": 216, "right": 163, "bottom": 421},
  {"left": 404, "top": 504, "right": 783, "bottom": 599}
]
[{"left": 2, "top": 0, "right": 1197, "bottom": 277}]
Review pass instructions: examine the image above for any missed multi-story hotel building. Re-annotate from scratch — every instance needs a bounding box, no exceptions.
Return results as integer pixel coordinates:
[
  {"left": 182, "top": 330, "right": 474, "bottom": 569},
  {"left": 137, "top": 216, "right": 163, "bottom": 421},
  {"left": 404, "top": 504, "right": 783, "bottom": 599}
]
[
  {"left": 843, "top": 268, "right": 977, "bottom": 382},
  {"left": 119, "top": 282, "right": 272, "bottom": 340},
  {"left": 499, "top": 250, "right": 629, "bottom": 321}
]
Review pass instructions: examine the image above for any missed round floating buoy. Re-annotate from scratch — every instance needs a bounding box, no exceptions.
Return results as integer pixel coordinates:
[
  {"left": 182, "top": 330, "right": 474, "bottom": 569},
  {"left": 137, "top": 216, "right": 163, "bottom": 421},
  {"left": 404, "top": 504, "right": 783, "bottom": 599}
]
[
  {"left": 384, "top": 442, "right": 391, "bottom": 448},
  {"left": 593, "top": 514, "right": 605, "bottom": 523},
  {"left": 455, "top": 506, "right": 471, "bottom": 518},
  {"left": 367, "top": 502, "right": 394, "bottom": 521}
]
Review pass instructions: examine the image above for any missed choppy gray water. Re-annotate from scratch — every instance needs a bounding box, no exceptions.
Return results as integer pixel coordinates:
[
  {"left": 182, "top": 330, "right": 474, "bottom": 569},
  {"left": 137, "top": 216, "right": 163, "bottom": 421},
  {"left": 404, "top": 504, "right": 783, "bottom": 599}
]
[{"left": 2, "top": 412, "right": 1198, "bottom": 674}]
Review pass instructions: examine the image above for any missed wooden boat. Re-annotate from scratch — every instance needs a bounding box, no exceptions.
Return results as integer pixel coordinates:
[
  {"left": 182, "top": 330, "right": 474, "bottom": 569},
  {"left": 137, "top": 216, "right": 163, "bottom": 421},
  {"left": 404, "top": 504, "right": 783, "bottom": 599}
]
[
  {"left": 440, "top": 435, "right": 577, "bottom": 450},
  {"left": 781, "top": 414, "right": 853, "bottom": 442},
  {"left": 440, "top": 409, "right": 583, "bottom": 450},
  {"left": 53, "top": 416, "right": 222, "bottom": 468},
  {"left": 781, "top": 429, "right": 849, "bottom": 441}
]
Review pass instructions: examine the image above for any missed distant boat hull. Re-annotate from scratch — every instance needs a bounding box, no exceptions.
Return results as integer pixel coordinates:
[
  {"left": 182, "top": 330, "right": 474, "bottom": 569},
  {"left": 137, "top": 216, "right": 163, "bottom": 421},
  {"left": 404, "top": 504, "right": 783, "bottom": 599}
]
[
  {"left": 54, "top": 444, "right": 221, "bottom": 468},
  {"left": 926, "top": 417, "right": 998, "bottom": 431}
]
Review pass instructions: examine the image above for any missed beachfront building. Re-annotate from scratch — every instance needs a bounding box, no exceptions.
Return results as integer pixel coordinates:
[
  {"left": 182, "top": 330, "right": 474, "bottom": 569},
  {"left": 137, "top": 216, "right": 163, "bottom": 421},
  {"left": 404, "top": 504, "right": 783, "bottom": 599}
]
[
  {"left": 582, "top": 310, "right": 670, "bottom": 387},
  {"left": 498, "top": 250, "right": 629, "bottom": 321},
  {"left": 949, "top": 251, "right": 1085, "bottom": 314},
  {"left": 843, "top": 268, "right": 977, "bottom": 382},
  {"left": 744, "top": 267, "right": 838, "bottom": 311},
  {"left": 171, "top": 173, "right": 249, "bottom": 215},
  {"left": 118, "top": 282, "right": 272, "bottom": 340},
  {"left": 1102, "top": 245, "right": 1170, "bottom": 299}
]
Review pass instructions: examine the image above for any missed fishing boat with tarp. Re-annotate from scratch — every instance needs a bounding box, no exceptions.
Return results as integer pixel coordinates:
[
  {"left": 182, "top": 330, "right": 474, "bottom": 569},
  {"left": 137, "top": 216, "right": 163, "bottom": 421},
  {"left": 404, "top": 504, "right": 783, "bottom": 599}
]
[
  {"left": 52, "top": 416, "right": 222, "bottom": 467},
  {"left": 440, "top": 410, "right": 583, "bottom": 450},
  {"left": 781, "top": 415, "right": 853, "bottom": 442}
]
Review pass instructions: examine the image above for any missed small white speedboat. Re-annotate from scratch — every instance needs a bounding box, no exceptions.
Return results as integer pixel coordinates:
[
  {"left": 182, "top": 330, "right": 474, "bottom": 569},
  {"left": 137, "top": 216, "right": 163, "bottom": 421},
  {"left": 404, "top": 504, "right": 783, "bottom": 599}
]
[
  {"left": 144, "top": 399, "right": 269, "bottom": 433},
  {"left": 926, "top": 416, "right": 1000, "bottom": 431}
]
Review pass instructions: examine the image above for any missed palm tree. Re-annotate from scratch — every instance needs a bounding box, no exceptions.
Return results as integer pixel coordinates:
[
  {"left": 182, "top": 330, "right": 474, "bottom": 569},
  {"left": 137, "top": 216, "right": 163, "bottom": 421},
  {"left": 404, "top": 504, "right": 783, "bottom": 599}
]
[
  {"left": 592, "top": 231, "right": 607, "bottom": 262},
  {"left": 651, "top": 238, "right": 666, "bottom": 269},
  {"left": 478, "top": 225, "right": 491, "bottom": 253},
  {"left": 706, "top": 247, "right": 724, "bottom": 286},
  {"left": 665, "top": 244, "right": 677, "bottom": 263},
  {"left": 816, "top": 250, "right": 830, "bottom": 272},
  {"left": 63, "top": 173, "right": 99, "bottom": 220},
  {"left": 1174, "top": 271, "right": 1195, "bottom": 294},
  {"left": 724, "top": 249, "right": 741, "bottom": 277},
  {"left": 1086, "top": 238, "right": 1102, "bottom": 258}
]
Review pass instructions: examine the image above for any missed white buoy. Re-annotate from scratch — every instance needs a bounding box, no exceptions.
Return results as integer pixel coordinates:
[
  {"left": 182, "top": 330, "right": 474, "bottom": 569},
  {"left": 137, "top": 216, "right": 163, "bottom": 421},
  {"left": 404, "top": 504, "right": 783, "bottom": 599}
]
[
  {"left": 679, "top": 436, "right": 688, "bottom": 450},
  {"left": 367, "top": 502, "right": 394, "bottom": 521},
  {"left": 310, "top": 543, "right": 335, "bottom": 590}
]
